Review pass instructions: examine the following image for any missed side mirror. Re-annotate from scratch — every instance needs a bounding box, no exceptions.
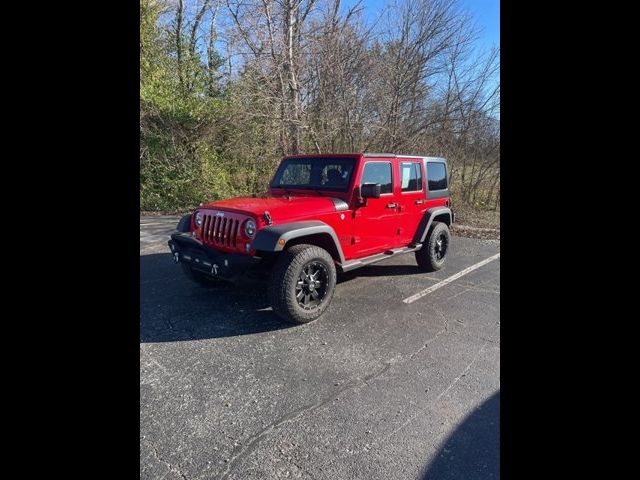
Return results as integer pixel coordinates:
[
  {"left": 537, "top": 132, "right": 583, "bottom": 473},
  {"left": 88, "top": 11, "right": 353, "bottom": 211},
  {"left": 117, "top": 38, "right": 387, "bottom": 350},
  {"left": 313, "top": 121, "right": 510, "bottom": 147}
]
[{"left": 360, "top": 183, "right": 381, "bottom": 199}]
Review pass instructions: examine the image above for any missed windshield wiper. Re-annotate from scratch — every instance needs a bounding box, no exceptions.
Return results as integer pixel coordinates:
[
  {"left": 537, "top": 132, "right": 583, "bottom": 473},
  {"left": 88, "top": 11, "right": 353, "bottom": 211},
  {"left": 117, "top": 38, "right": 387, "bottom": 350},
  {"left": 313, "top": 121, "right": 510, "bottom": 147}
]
[{"left": 296, "top": 186, "right": 324, "bottom": 196}]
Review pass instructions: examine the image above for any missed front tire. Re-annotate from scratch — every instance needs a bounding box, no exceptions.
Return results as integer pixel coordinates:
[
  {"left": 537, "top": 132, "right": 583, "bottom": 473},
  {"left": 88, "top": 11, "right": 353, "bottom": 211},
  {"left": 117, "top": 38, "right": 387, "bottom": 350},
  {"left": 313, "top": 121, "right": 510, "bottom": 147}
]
[
  {"left": 268, "top": 244, "right": 337, "bottom": 324},
  {"left": 415, "top": 221, "right": 451, "bottom": 271}
]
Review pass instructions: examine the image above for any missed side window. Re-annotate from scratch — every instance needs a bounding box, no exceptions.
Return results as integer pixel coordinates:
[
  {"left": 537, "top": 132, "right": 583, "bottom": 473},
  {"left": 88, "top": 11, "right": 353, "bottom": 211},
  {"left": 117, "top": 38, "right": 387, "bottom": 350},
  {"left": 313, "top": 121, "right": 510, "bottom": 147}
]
[
  {"left": 427, "top": 162, "right": 448, "bottom": 191},
  {"left": 401, "top": 162, "right": 423, "bottom": 192},
  {"left": 361, "top": 162, "right": 392, "bottom": 194}
]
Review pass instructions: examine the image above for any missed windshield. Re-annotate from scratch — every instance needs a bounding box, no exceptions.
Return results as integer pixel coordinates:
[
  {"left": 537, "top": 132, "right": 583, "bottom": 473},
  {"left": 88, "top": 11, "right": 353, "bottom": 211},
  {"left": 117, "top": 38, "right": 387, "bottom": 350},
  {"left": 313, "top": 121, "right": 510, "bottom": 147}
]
[{"left": 271, "top": 157, "right": 356, "bottom": 192}]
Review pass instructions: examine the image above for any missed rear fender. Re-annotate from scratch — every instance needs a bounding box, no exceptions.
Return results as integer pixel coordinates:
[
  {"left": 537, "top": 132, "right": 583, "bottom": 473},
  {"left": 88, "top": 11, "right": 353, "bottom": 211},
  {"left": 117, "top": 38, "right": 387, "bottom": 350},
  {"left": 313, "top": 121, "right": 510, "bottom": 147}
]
[{"left": 415, "top": 207, "right": 453, "bottom": 243}]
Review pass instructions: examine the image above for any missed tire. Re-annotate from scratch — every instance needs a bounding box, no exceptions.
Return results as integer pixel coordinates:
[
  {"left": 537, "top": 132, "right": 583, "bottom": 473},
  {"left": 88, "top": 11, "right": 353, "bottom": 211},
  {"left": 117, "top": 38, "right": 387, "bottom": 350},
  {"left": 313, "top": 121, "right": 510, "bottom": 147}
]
[
  {"left": 415, "top": 221, "right": 451, "bottom": 272},
  {"left": 268, "top": 244, "right": 337, "bottom": 324},
  {"left": 181, "top": 264, "right": 225, "bottom": 288}
]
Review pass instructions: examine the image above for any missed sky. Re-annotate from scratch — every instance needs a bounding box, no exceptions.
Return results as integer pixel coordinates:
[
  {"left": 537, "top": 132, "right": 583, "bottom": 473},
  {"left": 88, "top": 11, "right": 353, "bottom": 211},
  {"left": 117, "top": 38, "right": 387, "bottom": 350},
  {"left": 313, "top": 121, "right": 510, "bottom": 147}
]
[
  {"left": 342, "top": 0, "right": 500, "bottom": 116},
  {"left": 206, "top": 0, "right": 499, "bottom": 77},
  {"left": 342, "top": 0, "right": 500, "bottom": 53},
  {"left": 206, "top": 0, "right": 500, "bottom": 115},
  {"left": 459, "top": 0, "right": 500, "bottom": 52}
]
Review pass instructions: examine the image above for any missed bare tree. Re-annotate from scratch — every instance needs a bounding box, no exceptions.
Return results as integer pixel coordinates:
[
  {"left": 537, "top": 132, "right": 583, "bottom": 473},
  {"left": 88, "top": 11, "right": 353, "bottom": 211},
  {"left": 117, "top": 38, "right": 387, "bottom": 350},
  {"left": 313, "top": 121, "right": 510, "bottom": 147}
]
[{"left": 142, "top": 0, "right": 500, "bottom": 211}]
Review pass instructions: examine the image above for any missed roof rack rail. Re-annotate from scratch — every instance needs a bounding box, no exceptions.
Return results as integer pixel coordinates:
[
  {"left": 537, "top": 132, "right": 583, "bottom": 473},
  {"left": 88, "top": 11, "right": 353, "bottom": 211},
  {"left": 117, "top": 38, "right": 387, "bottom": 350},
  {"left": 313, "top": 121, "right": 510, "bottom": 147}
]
[
  {"left": 363, "top": 153, "right": 438, "bottom": 158},
  {"left": 362, "top": 152, "right": 396, "bottom": 157}
]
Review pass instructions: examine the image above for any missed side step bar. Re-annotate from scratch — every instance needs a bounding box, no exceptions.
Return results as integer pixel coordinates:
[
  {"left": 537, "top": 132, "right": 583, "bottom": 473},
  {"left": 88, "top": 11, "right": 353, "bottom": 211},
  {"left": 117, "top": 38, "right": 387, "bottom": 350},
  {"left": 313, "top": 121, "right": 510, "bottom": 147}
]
[{"left": 339, "top": 244, "right": 422, "bottom": 273}]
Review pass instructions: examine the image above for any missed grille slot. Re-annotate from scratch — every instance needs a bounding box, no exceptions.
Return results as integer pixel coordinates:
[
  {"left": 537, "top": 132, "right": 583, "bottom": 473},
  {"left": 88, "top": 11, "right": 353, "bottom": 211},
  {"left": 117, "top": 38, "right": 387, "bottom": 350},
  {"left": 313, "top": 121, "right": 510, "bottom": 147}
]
[
  {"left": 203, "top": 215, "right": 211, "bottom": 242},
  {"left": 200, "top": 213, "right": 242, "bottom": 248},
  {"left": 231, "top": 220, "right": 239, "bottom": 247}
]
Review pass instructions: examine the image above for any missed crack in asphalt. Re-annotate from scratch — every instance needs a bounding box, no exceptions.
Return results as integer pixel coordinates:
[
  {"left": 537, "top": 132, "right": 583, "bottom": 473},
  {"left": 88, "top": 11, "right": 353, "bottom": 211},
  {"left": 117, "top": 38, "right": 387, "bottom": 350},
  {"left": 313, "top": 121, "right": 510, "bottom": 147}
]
[
  {"left": 355, "top": 340, "right": 490, "bottom": 457},
  {"left": 210, "top": 306, "right": 453, "bottom": 480},
  {"left": 141, "top": 348, "right": 172, "bottom": 377},
  {"left": 436, "top": 341, "right": 488, "bottom": 401},
  {"left": 407, "top": 307, "right": 449, "bottom": 363},
  {"left": 145, "top": 439, "right": 190, "bottom": 480},
  {"left": 445, "top": 275, "right": 500, "bottom": 302},
  {"left": 213, "top": 362, "right": 391, "bottom": 480}
]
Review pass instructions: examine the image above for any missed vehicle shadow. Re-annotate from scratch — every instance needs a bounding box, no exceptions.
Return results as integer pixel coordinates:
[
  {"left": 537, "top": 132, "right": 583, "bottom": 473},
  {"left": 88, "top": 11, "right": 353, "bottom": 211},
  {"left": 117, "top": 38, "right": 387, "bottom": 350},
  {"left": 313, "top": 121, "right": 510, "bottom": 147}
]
[
  {"left": 140, "top": 253, "right": 297, "bottom": 343},
  {"left": 338, "top": 263, "right": 426, "bottom": 283},
  {"left": 420, "top": 391, "right": 500, "bottom": 479},
  {"left": 141, "top": 252, "right": 430, "bottom": 343}
]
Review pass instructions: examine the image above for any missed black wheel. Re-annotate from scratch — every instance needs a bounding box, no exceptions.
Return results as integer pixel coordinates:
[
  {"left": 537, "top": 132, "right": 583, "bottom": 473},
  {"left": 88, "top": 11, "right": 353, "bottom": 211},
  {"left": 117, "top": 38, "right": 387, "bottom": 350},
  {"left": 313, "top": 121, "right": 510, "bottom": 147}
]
[
  {"left": 415, "top": 221, "right": 451, "bottom": 271},
  {"left": 268, "top": 244, "right": 337, "bottom": 324},
  {"left": 180, "top": 264, "right": 225, "bottom": 288}
]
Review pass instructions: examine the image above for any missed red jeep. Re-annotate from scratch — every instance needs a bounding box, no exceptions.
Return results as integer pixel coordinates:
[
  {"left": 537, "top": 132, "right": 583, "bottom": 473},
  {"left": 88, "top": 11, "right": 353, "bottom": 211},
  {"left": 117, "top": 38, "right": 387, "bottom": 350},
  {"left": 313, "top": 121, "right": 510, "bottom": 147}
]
[{"left": 168, "top": 153, "right": 454, "bottom": 323}]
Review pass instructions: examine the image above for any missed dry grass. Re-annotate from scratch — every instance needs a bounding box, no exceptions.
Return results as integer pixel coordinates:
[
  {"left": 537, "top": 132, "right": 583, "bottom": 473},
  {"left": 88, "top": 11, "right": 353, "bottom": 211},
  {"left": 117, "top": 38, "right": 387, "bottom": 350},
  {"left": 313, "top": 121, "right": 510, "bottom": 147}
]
[{"left": 451, "top": 203, "right": 500, "bottom": 240}]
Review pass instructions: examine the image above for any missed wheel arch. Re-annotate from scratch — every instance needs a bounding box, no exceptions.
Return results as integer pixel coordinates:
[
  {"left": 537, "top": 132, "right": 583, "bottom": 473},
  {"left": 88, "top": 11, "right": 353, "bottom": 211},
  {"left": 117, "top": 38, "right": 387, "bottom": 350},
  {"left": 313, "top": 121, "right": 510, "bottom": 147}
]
[
  {"left": 415, "top": 207, "right": 453, "bottom": 243},
  {"left": 176, "top": 214, "right": 193, "bottom": 232},
  {"left": 253, "top": 221, "right": 346, "bottom": 263},
  {"left": 283, "top": 233, "right": 342, "bottom": 263}
]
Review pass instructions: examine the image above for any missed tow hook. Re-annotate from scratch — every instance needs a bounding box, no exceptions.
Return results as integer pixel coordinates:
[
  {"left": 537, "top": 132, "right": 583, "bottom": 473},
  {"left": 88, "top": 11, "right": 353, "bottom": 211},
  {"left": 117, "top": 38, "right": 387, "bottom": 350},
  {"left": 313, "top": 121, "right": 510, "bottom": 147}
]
[
  {"left": 211, "top": 264, "right": 219, "bottom": 276},
  {"left": 173, "top": 252, "right": 180, "bottom": 263}
]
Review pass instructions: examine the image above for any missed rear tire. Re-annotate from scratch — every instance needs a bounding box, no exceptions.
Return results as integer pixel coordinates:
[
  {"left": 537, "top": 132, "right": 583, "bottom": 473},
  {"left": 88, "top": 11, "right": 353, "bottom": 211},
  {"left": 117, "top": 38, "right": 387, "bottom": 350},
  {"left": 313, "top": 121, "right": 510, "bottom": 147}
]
[
  {"left": 415, "top": 221, "right": 451, "bottom": 272},
  {"left": 268, "top": 244, "right": 337, "bottom": 324},
  {"left": 181, "top": 264, "right": 225, "bottom": 288}
]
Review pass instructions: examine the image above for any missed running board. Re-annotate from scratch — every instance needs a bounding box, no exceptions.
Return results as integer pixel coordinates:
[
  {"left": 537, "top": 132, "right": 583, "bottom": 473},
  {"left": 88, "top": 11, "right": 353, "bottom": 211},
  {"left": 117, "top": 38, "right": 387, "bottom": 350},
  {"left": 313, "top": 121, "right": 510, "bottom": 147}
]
[{"left": 339, "top": 244, "right": 423, "bottom": 273}]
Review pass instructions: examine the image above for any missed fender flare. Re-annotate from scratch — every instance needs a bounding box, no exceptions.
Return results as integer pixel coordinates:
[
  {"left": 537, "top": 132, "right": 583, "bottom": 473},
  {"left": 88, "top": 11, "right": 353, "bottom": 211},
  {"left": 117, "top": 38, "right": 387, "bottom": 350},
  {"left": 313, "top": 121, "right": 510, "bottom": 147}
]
[
  {"left": 176, "top": 214, "right": 193, "bottom": 233},
  {"left": 415, "top": 207, "right": 453, "bottom": 243},
  {"left": 252, "top": 220, "right": 346, "bottom": 263}
]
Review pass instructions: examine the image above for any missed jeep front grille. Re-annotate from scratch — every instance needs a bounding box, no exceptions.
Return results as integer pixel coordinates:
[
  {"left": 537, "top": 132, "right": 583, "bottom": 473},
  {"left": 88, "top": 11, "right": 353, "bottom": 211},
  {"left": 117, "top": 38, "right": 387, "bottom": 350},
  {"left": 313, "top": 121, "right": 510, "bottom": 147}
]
[{"left": 201, "top": 214, "right": 241, "bottom": 248}]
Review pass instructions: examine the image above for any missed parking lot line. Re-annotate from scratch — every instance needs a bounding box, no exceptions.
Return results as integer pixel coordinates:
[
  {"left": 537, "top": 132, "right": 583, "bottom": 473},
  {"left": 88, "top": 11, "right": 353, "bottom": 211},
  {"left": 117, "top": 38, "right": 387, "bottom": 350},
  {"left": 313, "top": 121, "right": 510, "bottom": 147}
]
[{"left": 403, "top": 253, "right": 500, "bottom": 304}]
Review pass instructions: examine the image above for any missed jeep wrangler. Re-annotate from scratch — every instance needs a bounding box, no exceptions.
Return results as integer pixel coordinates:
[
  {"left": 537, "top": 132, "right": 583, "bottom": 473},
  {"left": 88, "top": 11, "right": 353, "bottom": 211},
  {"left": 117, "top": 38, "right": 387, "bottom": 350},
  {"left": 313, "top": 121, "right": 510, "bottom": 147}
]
[{"left": 168, "top": 153, "right": 454, "bottom": 324}]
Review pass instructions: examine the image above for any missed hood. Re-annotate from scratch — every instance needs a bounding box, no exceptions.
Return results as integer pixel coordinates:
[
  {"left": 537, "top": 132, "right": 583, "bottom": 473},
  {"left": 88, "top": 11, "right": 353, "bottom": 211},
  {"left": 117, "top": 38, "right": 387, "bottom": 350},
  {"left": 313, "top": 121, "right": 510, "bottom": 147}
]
[{"left": 199, "top": 195, "right": 348, "bottom": 223}]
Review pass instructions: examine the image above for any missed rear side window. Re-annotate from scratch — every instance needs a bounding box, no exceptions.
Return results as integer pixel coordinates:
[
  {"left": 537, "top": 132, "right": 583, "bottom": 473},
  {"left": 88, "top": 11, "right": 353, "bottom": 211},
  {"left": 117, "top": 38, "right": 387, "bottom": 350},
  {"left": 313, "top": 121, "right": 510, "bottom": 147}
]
[
  {"left": 361, "top": 162, "right": 393, "bottom": 194},
  {"left": 401, "top": 162, "right": 423, "bottom": 192},
  {"left": 427, "top": 162, "right": 448, "bottom": 191}
]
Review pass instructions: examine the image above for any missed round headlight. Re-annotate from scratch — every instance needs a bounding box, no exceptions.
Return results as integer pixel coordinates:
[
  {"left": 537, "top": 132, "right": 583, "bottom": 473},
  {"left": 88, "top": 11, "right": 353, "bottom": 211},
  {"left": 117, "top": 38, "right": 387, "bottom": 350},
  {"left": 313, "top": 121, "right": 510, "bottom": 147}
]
[
  {"left": 195, "top": 211, "right": 203, "bottom": 227},
  {"left": 245, "top": 219, "right": 256, "bottom": 237}
]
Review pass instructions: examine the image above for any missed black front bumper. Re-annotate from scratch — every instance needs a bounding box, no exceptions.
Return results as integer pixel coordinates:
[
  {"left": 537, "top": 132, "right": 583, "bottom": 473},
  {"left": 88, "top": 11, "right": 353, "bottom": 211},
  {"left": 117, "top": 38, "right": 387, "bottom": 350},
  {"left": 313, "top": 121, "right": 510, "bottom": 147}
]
[{"left": 168, "top": 232, "right": 261, "bottom": 280}]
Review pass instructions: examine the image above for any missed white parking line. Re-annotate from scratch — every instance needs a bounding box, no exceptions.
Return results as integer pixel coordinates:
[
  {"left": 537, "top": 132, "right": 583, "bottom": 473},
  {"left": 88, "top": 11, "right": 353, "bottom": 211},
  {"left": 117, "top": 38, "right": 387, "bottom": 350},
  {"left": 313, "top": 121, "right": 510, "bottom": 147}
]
[{"left": 403, "top": 253, "right": 500, "bottom": 304}]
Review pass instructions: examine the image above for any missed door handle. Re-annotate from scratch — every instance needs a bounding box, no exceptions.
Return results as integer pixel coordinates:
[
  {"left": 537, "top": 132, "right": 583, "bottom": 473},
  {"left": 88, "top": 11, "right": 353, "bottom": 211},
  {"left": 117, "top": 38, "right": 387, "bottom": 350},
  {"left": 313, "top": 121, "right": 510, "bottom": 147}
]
[
  {"left": 386, "top": 203, "right": 398, "bottom": 209},
  {"left": 415, "top": 199, "right": 426, "bottom": 205}
]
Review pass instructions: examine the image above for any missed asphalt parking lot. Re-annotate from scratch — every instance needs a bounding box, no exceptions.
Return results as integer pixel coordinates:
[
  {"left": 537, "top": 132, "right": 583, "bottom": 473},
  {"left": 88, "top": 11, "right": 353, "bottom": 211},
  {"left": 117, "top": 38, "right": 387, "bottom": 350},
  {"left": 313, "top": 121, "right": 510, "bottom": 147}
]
[{"left": 140, "top": 216, "right": 500, "bottom": 480}]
